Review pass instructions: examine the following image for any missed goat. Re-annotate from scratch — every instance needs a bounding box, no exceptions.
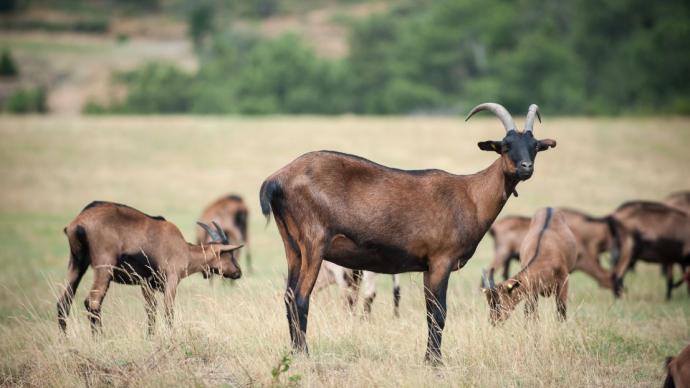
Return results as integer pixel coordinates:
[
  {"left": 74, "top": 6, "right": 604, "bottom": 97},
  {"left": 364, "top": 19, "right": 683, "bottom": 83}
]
[
  {"left": 608, "top": 201, "right": 690, "bottom": 300},
  {"left": 197, "top": 194, "right": 252, "bottom": 274},
  {"left": 481, "top": 207, "right": 577, "bottom": 323},
  {"left": 664, "top": 343, "right": 690, "bottom": 388},
  {"left": 57, "top": 201, "right": 243, "bottom": 334},
  {"left": 488, "top": 208, "right": 613, "bottom": 289},
  {"left": 314, "top": 261, "right": 401, "bottom": 317},
  {"left": 259, "top": 102, "right": 556, "bottom": 364}
]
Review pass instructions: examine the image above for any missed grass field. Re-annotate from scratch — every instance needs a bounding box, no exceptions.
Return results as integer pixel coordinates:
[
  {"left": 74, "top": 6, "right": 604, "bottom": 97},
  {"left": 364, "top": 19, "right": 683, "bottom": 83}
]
[{"left": 0, "top": 115, "right": 688, "bottom": 386}]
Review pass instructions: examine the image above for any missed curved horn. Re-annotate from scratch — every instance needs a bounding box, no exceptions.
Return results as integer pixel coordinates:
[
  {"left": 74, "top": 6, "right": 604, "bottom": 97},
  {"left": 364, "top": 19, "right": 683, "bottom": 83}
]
[
  {"left": 524, "top": 104, "right": 541, "bottom": 132},
  {"left": 465, "top": 102, "right": 517, "bottom": 133},
  {"left": 212, "top": 221, "right": 229, "bottom": 244},
  {"left": 197, "top": 221, "right": 221, "bottom": 242}
]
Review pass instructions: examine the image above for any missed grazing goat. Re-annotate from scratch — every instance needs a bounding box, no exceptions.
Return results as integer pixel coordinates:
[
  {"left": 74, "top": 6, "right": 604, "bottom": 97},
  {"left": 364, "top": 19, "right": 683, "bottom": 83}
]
[
  {"left": 664, "top": 343, "right": 690, "bottom": 388},
  {"left": 488, "top": 208, "right": 613, "bottom": 289},
  {"left": 314, "top": 261, "right": 401, "bottom": 317},
  {"left": 482, "top": 208, "right": 577, "bottom": 323},
  {"left": 197, "top": 194, "right": 252, "bottom": 273},
  {"left": 608, "top": 201, "right": 690, "bottom": 300},
  {"left": 665, "top": 191, "right": 690, "bottom": 213},
  {"left": 260, "top": 102, "right": 556, "bottom": 364},
  {"left": 57, "top": 201, "right": 243, "bottom": 334}
]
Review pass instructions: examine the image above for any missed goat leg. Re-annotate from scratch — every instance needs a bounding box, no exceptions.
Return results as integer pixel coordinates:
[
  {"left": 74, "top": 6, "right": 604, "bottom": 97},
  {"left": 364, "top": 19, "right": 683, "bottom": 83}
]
[
  {"left": 393, "top": 274, "right": 401, "bottom": 318},
  {"left": 423, "top": 260, "right": 452, "bottom": 366},
  {"left": 57, "top": 260, "right": 87, "bottom": 333},
  {"left": 291, "top": 243, "right": 324, "bottom": 354},
  {"left": 84, "top": 266, "right": 112, "bottom": 335},
  {"left": 163, "top": 276, "right": 178, "bottom": 328},
  {"left": 141, "top": 284, "right": 157, "bottom": 336}
]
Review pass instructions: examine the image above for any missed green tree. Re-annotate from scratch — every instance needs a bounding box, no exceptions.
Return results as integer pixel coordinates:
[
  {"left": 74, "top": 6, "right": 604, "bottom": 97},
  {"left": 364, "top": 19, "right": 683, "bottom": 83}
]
[{"left": 0, "top": 48, "right": 18, "bottom": 77}]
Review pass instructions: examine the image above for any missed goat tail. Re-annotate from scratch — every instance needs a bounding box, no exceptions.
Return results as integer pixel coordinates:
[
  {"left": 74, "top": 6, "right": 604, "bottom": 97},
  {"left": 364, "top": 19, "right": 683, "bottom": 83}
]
[{"left": 259, "top": 179, "right": 282, "bottom": 225}]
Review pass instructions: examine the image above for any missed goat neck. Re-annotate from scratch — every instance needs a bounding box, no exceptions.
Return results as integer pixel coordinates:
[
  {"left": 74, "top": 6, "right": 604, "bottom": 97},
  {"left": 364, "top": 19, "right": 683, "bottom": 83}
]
[
  {"left": 466, "top": 158, "right": 519, "bottom": 233},
  {"left": 185, "top": 243, "right": 217, "bottom": 276}
]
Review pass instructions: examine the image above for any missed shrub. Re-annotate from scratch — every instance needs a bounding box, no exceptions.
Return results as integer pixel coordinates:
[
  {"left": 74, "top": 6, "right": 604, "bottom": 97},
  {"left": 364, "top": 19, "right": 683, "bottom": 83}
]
[
  {"left": 116, "top": 63, "right": 195, "bottom": 114},
  {"left": 4, "top": 87, "right": 47, "bottom": 113},
  {"left": 0, "top": 49, "right": 18, "bottom": 77}
]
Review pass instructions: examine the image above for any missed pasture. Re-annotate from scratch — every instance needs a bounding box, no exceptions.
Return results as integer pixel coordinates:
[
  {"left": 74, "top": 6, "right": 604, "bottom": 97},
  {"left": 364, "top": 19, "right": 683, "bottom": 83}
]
[{"left": 0, "top": 115, "right": 688, "bottom": 386}]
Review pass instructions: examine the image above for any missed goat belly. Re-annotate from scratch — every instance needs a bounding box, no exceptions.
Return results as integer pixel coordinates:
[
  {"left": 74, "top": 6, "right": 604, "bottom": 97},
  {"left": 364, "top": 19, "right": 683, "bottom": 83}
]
[
  {"left": 113, "top": 252, "right": 163, "bottom": 290},
  {"left": 324, "top": 234, "right": 427, "bottom": 274}
]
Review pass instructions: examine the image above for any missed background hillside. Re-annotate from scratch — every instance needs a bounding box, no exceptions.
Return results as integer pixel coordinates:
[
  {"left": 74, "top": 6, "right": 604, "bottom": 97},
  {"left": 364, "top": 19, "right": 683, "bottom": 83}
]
[{"left": 1, "top": 0, "right": 688, "bottom": 115}]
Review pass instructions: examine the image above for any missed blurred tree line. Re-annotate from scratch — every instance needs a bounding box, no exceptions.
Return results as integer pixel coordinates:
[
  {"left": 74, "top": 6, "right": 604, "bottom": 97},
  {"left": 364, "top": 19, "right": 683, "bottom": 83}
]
[{"left": 88, "top": 0, "right": 690, "bottom": 115}]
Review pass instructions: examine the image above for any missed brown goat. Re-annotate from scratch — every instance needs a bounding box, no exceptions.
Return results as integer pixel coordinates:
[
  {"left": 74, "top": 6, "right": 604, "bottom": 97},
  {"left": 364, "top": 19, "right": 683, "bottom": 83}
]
[
  {"left": 314, "top": 261, "right": 401, "bottom": 317},
  {"left": 482, "top": 208, "right": 577, "bottom": 323},
  {"left": 260, "top": 102, "right": 556, "bottom": 364},
  {"left": 57, "top": 201, "right": 243, "bottom": 334},
  {"left": 197, "top": 194, "right": 252, "bottom": 273},
  {"left": 608, "top": 201, "right": 690, "bottom": 300},
  {"left": 488, "top": 208, "right": 613, "bottom": 289},
  {"left": 664, "top": 343, "right": 690, "bottom": 388}
]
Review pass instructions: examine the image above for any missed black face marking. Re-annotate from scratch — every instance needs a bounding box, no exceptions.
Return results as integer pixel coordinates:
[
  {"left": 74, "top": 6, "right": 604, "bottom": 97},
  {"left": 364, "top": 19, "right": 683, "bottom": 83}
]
[{"left": 501, "top": 131, "right": 538, "bottom": 180}]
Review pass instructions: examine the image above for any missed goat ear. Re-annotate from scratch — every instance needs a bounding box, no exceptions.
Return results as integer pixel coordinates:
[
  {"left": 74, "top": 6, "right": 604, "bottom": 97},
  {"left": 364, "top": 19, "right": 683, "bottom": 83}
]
[
  {"left": 478, "top": 141, "right": 503, "bottom": 154},
  {"left": 537, "top": 138, "right": 557, "bottom": 152}
]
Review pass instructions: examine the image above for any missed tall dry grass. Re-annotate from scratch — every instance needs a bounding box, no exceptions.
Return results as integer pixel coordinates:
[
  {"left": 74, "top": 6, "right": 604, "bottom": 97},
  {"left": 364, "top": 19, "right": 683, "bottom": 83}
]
[{"left": 0, "top": 115, "right": 688, "bottom": 386}]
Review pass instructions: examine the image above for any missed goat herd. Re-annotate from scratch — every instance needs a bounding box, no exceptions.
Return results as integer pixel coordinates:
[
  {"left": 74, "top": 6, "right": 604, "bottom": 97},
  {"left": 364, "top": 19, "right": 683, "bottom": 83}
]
[{"left": 54, "top": 103, "right": 690, "bottom": 385}]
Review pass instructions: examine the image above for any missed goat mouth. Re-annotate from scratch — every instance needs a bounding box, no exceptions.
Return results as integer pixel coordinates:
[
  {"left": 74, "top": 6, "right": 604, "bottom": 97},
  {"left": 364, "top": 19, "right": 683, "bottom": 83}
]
[
  {"left": 223, "top": 272, "right": 242, "bottom": 280},
  {"left": 517, "top": 170, "right": 533, "bottom": 180}
]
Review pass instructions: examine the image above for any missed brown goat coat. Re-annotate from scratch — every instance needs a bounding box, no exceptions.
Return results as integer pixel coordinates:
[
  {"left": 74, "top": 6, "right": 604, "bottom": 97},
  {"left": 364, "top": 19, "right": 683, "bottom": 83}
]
[
  {"left": 197, "top": 194, "right": 252, "bottom": 271},
  {"left": 484, "top": 208, "right": 577, "bottom": 323},
  {"left": 666, "top": 343, "right": 690, "bottom": 388},
  {"left": 609, "top": 201, "right": 690, "bottom": 299},
  {"left": 489, "top": 208, "right": 613, "bottom": 288},
  {"left": 57, "top": 201, "right": 242, "bottom": 334},
  {"left": 271, "top": 152, "right": 519, "bottom": 273},
  {"left": 261, "top": 103, "right": 556, "bottom": 363}
]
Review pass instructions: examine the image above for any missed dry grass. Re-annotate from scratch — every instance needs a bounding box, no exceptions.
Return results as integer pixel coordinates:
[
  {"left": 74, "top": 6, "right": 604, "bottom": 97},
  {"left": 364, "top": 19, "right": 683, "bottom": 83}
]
[{"left": 0, "top": 115, "right": 689, "bottom": 386}]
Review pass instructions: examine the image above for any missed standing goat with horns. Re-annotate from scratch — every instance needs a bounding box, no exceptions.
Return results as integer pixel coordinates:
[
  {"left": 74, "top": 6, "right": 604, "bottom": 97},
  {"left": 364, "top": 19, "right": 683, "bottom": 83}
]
[{"left": 260, "top": 102, "right": 556, "bottom": 365}]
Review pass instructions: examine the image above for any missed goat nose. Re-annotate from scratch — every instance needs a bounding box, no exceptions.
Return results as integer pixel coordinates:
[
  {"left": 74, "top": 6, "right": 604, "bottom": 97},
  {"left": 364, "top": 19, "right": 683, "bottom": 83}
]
[{"left": 520, "top": 161, "right": 533, "bottom": 169}]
